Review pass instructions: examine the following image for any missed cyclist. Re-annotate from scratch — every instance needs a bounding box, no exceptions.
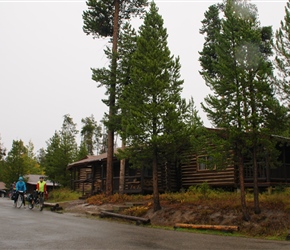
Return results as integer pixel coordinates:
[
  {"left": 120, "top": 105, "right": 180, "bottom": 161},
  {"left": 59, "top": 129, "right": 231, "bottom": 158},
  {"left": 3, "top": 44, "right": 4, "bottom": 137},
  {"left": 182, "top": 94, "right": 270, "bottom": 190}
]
[
  {"left": 36, "top": 176, "right": 47, "bottom": 209},
  {"left": 15, "top": 176, "right": 27, "bottom": 208}
]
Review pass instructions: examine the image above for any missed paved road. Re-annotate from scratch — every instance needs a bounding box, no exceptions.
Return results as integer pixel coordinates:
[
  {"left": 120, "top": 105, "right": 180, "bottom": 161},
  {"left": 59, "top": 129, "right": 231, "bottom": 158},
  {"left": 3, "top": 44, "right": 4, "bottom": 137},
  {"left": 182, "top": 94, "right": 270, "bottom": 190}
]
[{"left": 0, "top": 198, "right": 289, "bottom": 250}]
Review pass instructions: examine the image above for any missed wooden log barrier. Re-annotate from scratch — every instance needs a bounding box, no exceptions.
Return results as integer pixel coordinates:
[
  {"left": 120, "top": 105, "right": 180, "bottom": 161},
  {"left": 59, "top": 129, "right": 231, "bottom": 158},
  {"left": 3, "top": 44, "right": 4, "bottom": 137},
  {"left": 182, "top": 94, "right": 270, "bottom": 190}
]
[
  {"left": 100, "top": 211, "right": 150, "bottom": 225},
  {"left": 43, "top": 202, "right": 62, "bottom": 211},
  {"left": 174, "top": 223, "right": 239, "bottom": 232}
]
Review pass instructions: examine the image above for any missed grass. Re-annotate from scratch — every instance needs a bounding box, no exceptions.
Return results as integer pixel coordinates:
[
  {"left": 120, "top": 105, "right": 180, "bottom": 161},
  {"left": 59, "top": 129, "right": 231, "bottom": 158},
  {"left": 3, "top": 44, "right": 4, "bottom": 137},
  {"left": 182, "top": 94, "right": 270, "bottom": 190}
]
[
  {"left": 85, "top": 185, "right": 290, "bottom": 212},
  {"left": 47, "top": 187, "right": 81, "bottom": 202}
]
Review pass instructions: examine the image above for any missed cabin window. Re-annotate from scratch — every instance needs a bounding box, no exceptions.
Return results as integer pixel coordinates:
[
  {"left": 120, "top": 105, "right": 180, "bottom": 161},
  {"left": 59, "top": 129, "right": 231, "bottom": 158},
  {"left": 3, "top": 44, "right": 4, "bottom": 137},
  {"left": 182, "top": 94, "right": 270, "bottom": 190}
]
[
  {"left": 128, "top": 167, "right": 137, "bottom": 176},
  {"left": 143, "top": 167, "right": 152, "bottom": 177},
  {"left": 86, "top": 173, "right": 92, "bottom": 179},
  {"left": 197, "top": 155, "right": 215, "bottom": 171}
]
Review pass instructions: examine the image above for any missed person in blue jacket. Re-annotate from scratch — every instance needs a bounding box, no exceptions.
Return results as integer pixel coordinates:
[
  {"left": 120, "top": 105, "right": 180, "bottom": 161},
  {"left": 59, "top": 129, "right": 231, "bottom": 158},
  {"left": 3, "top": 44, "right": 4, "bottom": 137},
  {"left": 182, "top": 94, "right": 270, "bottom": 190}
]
[{"left": 15, "top": 176, "right": 27, "bottom": 207}]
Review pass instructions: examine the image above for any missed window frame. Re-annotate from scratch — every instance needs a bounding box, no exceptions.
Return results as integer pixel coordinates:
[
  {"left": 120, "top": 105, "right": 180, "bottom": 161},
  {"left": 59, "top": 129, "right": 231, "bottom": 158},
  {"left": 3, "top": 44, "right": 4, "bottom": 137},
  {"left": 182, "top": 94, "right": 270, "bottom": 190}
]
[{"left": 197, "top": 155, "right": 216, "bottom": 171}]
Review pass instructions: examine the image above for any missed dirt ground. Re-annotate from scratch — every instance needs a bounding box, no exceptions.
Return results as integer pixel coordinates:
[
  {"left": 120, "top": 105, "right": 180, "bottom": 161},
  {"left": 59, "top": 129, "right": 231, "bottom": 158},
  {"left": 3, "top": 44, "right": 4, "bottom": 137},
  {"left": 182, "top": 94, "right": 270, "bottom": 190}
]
[{"left": 60, "top": 199, "right": 290, "bottom": 239}]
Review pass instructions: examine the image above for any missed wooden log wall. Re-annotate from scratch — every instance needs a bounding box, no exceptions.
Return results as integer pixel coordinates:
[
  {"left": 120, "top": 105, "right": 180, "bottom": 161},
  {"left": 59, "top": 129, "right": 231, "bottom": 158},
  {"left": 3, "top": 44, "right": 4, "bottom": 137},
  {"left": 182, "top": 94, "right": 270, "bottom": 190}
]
[
  {"left": 180, "top": 154, "right": 236, "bottom": 189},
  {"left": 124, "top": 167, "right": 142, "bottom": 194}
]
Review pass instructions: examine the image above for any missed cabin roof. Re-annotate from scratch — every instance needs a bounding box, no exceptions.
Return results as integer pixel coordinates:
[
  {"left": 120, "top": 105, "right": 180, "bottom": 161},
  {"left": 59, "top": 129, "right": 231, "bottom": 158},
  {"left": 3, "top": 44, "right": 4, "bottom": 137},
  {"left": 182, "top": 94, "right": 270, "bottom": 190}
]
[
  {"left": 24, "top": 174, "right": 60, "bottom": 186},
  {"left": 67, "top": 149, "right": 120, "bottom": 170},
  {"left": 0, "top": 181, "right": 6, "bottom": 190}
]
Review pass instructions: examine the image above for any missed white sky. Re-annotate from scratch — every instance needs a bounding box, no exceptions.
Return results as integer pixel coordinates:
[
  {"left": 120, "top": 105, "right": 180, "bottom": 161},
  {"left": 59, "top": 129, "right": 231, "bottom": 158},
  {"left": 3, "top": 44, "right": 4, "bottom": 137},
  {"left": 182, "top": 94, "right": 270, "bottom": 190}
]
[{"left": 0, "top": 0, "right": 288, "bottom": 153}]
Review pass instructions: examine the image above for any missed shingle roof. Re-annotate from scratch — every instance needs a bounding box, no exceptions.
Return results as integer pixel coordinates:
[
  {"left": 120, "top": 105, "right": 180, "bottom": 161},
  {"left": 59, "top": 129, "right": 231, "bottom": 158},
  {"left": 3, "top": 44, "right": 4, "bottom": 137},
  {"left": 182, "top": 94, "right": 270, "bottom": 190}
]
[
  {"left": 0, "top": 181, "right": 6, "bottom": 190},
  {"left": 24, "top": 174, "right": 59, "bottom": 186},
  {"left": 67, "top": 149, "right": 120, "bottom": 170}
]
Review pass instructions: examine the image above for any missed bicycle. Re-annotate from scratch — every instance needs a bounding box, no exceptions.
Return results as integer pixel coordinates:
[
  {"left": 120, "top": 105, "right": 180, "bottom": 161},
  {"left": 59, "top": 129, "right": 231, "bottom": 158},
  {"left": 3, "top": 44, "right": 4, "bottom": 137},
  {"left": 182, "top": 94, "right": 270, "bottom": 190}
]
[
  {"left": 15, "top": 191, "right": 25, "bottom": 208},
  {"left": 28, "top": 191, "right": 44, "bottom": 211}
]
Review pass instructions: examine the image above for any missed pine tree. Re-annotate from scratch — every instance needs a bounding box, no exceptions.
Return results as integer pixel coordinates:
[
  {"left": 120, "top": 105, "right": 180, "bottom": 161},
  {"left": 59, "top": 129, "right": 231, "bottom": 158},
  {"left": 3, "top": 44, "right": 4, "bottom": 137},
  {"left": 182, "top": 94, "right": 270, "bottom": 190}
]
[
  {"left": 3, "top": 140, "right": 28, "bottom": 186},
  {"left": 199, "top": 0, "right": 287, "bottom": 219},
  {"left": 80, "top": 115, "right": 102, "bottom": 155},
  {"left": 0, "top": 135, "right": 5, "bottom": 160},
  {"left": 199, "top": 4, "right": 222, "bottom": 80},
  {"left": 45, "top": 131, "right": 63, "bottom": 186},
  {"left": 45, "top": 115, "right": 78, "bottom": 187},
  {"left": 274, "top": 2, "right": 290, "bottom": 109},
  {"left": 25, "top": 141, "right": 43, "bottom": 175},
  {"left": 115, "top": 22, "right": 138, "bottom": 194},
  {"left": 83, "top": 0, "right": 148, "bottom": 196},
  {"left": 120, "top": 2, "right": 186, "bottom": 211}
]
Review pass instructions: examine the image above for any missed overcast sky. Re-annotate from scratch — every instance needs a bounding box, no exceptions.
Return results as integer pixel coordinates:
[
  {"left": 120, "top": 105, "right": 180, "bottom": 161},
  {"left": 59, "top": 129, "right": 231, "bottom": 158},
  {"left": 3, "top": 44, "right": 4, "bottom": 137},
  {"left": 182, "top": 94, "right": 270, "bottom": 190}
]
[{"left": 0, "top": 0, "right": 288, "bottom": 153}]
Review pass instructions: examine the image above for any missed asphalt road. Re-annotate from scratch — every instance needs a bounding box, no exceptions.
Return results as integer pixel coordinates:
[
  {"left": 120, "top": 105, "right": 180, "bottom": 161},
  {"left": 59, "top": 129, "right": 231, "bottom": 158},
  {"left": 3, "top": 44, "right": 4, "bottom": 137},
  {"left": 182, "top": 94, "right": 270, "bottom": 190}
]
[{"left": 0, "top": 198, "right": 289, "bottom": 250}]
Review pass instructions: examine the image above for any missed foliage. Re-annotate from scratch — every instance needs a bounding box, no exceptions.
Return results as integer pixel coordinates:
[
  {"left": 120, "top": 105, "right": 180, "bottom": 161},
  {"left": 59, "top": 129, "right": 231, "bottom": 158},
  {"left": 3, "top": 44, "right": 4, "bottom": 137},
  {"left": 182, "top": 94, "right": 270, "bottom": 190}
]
[
  {"left": 188, "top": 182, "right": 211, "bottom": 199},
  {"left": 199, "top": 0, "right": 288, "bottom": 218},
  {"left": 81, "top": 188, "right": 290, "bottom": 239},
  {"left": 114, "top": 22, "right": 138, "bottom": 138},
  {"left": 43, "top": 131, "right": 62, "bottom": 184},
  {"left": 199, "top": 4, "right": 222, "bottom": 79},
  {"left": 80, "top": 115, "right": 103, "bottom": 155},
  {"left": 83, "top": 0, "right": 148, "bottom": 39},
  {"left": 47, "top": 187, "right": 81, "bottom": 202},
  {"left": 25, "top": 141, "right": 44, "bottom": 175},
  {"left": 44, "top": 114, "right": 78, "bottom": 187},
  {"left": 87, "top": 193, "right": 151, "bottom": 205},
  {"left": 121, "top": 205, "right": 149, "bottom": 217},
  {"left": 77, "top": 141, "right": 89, "bottom": 160},
  {"left": 2, "top": 140, "right": 42, "bottom": 188},
  {"left": 0, "top": 134, "right": 6, "bottom": 161},
  {"left": 119, "top": 1, "right": 190, "bottom": 211},
  {"left": 83, "top": 0, "right": 148, "bottom": 196},
  {"left": 274, "top": 2, "right": 290, "bottom": 109},
  {"left": 85, "top": 187, "right": 290, "bottom": 220}
]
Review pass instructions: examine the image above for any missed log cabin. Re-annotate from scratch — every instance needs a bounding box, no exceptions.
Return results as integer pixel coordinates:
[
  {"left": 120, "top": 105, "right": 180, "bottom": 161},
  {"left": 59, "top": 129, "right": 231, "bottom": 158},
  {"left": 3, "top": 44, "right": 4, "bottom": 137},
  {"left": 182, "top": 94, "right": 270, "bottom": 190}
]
[
  {"left": 67, "top": 135, "right": 290, "bottom": 197},
  {"left": 67, "top": 150, "right": 180, "bottom": 197},
  {"left": 180, "top": 134, "right": 290, "bottom": 191}
]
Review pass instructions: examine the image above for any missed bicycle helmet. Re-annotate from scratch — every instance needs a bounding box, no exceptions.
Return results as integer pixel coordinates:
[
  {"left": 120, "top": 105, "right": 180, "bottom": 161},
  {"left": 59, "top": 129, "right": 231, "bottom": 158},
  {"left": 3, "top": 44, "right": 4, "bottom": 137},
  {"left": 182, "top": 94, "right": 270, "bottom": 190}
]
[{"left": 18, "top": 176, "right": 23, "bottom": 181}]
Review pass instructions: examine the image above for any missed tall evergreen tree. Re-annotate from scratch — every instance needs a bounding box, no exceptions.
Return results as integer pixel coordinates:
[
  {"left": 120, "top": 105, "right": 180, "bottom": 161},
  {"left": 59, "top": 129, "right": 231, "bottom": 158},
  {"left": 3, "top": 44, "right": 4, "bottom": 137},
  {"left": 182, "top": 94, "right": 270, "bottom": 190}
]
[
  {"left": 199, "top": 0, "right": 287, "bottom": 220},
  {"left": 59, "top": 114, "right": 78, "bottom": 186},
  {"left": 25, "top": 141, "right": 43, "bottom": 175},
  {"left": 120, "top": 2, "right": 186, "bottom": 211},
  {"left": 3, "top": 140, "right": 28, "bottom": 187},
  {"left": 115, "top": 22, "right": 138, "bottom": 194},
  {"left": 199, "top": 4, "right": 222, "bottom": 80},
  {"left": 0, "top": 135, "right": 5, "bottom": 161},
  {"left": 274, "top": 2, "right": 290, "bottom": 110},
  {"left": 78, "top": 141, "right": 89, "bottom": 160},
  {"left": 36, "top": 148, "right": 46, "bottom": 172},
  {"left": 80, "top": 115, "right": 102, "bottom": 155},
  {"left": 83, "top": 0, "right": 148, "bottom": 196},
  {"left": 45, "top": 114, "right": 78, "bottom": 187},
  {"left": 45, "top": 131, "right": 63, "bottom": 186}
]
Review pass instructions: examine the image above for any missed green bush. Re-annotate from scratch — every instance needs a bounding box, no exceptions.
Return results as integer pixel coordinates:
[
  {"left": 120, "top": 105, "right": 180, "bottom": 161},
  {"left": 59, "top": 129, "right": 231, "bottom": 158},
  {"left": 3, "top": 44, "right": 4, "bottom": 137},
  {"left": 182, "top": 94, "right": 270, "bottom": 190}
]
[{"left": 48, "top": 188, "right": 81, "bottom": 202}]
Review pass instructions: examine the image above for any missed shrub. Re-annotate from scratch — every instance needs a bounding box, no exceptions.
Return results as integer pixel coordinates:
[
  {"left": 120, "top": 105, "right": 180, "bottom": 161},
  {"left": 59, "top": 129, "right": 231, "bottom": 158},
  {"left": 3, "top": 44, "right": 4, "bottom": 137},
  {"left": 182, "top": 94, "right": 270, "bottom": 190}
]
[
  {"left": 121, "top": 206, "right": 149, "bottom": 217},
  {"left": 48, "top": 188, "right": 81, "bottom": 202}
]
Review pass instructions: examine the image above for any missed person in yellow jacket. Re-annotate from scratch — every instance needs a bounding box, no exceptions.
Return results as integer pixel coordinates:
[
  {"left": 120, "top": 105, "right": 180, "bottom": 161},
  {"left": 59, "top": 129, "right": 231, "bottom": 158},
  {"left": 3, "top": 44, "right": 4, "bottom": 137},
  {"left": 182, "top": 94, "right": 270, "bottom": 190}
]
[{"left": 36, "top": 176, "right": 47, "bottom": 200}]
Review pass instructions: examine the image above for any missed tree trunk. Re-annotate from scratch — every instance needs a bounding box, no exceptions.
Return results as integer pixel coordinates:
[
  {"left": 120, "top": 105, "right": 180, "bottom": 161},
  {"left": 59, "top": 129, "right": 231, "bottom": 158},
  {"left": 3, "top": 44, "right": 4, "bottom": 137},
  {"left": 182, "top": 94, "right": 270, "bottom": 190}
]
[
  {"left": 106, "top": 0, "right": 120, "bottom": 196},
  {"left": 238, "top": 151, "right": 250, "bottom": 221},
  {"left": 253, "top": 146, "right": 261, "bottom": 214},
  {"left": 153, "top": 154, "right": 161, "bottom": 211},
  {"left": 119, "top": 140, "right": 125, "bottom": 194},
  {"left": 174, "top": 223, "right": 239, "bottom": 232}
]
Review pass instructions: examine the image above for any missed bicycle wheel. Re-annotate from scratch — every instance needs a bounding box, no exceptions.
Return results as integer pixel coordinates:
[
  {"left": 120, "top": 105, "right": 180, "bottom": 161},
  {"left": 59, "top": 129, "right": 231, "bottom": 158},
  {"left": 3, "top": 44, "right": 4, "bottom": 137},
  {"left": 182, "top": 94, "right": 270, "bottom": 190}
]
[
  {"left": 39, "top": 196, "right": 44, "bottom": 211},
  {"left": 34, "top": 199, "right": 41, "bottom": 211},
  {"left": 16, "top": 194, "right": 23, "bottom": 208},
  {"left": 28, "top": 202, "right": 34, "bottom": 210}
]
